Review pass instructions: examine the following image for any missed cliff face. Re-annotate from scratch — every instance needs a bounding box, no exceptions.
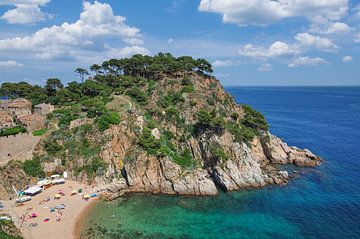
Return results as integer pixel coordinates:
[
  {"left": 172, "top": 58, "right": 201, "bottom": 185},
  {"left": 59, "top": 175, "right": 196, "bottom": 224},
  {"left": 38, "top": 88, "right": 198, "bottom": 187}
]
[
  {"left": 96, "top": 131, "right": 320, "bottom": 196},
  {"left": 88, "top": 74, "right": 321, "bottom": 196},
  {"left": 0, "top": 56, "right": 321, "bottom": 200}
]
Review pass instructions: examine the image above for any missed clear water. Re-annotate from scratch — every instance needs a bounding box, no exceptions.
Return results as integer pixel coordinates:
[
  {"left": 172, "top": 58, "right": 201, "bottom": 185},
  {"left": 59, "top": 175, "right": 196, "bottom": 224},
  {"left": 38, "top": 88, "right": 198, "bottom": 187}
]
[{"left": 83, "top": 87, "right": 360, "bottom": 239}]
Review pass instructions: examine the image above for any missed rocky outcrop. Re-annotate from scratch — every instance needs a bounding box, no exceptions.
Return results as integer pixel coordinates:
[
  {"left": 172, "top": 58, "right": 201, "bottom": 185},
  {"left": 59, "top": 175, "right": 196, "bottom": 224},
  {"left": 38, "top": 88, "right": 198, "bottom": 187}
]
[
  {"left": 98, "top": 132, "right": 320, "bottom": 196},
  {"left": 262, "top": 134, "right": 321, "bottom": 166},
  {"left": 121, "top": 155, "right": 217, "bottom": 196},
  {"left": 0, "top": 161, "right": 31, "bottom": 200}
]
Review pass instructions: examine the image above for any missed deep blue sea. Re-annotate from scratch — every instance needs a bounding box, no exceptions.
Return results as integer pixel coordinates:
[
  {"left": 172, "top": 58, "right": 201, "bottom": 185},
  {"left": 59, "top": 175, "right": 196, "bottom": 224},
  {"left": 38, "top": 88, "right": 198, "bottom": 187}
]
[{"left": 83, "top": 87, "right": 360, "bottom": 239}]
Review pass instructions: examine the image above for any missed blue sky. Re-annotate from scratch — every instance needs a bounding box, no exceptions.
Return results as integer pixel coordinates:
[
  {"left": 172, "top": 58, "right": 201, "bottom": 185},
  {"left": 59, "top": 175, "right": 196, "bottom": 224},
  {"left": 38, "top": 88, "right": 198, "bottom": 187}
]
[{"left": 0, "top": 0, "right": 360, "bottom": 86}]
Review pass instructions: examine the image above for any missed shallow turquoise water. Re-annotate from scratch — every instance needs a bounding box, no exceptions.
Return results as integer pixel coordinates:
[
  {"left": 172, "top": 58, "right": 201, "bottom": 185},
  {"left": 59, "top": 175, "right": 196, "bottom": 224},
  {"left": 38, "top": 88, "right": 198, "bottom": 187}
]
[{"left": 83, "top": 87, "right": 360, "bottom": 239}]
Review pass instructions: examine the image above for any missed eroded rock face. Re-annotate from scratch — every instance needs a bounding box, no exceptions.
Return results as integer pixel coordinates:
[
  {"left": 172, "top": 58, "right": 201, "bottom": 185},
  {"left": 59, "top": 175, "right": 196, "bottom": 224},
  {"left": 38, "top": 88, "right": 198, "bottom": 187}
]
[
  {"left": 0, "top": 161, "right": 31, "bottom": 200},
  {"left": 99, "top": 132, "right": 320, "bottom": 196},
  {"left": 263, "top": 135, "right": 321, "bottom": 167},
  {"left": 121, "top": 155, "right": 217, "bottom": 196}
]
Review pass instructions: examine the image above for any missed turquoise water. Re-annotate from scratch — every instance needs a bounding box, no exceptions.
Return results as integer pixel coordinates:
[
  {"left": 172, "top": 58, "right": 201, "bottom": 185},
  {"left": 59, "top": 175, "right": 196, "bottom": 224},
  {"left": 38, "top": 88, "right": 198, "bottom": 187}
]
[{"left": 83, "top": 87, "right": 360, "bottom": 239}]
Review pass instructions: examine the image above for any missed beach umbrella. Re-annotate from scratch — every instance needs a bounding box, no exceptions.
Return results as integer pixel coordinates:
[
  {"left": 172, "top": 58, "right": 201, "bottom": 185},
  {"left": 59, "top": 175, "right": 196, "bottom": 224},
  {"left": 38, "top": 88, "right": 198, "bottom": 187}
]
[
  {"left": 54, "top": 194, "right": 61, "bottom": 199},
  {"left": 83, "top": 194, "right": 90, "bottom": 200},
  {"left": 71, "top": 190, "right": 77, "bottom": 196}
]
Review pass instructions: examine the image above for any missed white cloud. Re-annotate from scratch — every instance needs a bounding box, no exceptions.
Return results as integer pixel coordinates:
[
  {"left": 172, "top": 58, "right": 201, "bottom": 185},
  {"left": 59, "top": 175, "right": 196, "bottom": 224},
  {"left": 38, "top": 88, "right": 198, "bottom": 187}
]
[
  {"left": 288, "top": 56, "right": 328, "bottom": 67},
  {"left": 0, "top": 1, "right": 148, "bottom": 61},
  {"left": 168, "top": 38, "right": 174, "bottom": 44},
  {"left": 0, "top": 60, "right": 24, "bottom": 68},
  {"left": 0, "top": 1, "right": 49, "bottom": 5},
  {"left": 212, "top": 59, "right": 240, "bottom": 67},
  {"left": 239, "top": 41, "right": 300, "bottom": 60},
  {"left": 0, "top": 0, "right": 50, "bottom": 24},
  {"left": 324, "top": 22, "right": 351, "bottom": 34},
  {"left": 258, "top": 63, "right": 273, "bottom": 72},
  {"left": 355, "top": 33, "right": 360, "bottom": 43},
  {"left": 198, "top": 0, "right": 349, "bottom": 26},
  {"left": 295, "top": 33, "right": 337, "bottom": 50},
  {"left": 342, "top": 56, "right": 352, "bottom": 62},
  {"left": 1, "top": 4, "right": 46, "bottom": 24}
]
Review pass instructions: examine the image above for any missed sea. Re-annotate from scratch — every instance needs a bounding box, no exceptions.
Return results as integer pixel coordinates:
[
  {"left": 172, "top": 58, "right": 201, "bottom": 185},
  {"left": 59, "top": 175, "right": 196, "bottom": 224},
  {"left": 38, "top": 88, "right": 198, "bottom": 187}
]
[{"left": 81, "top": 87, "right": 360, "bottom": 239}]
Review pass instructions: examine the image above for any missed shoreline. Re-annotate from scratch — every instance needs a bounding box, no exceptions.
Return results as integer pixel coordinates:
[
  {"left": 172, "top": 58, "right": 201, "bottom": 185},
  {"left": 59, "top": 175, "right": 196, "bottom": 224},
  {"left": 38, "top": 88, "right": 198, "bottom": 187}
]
[
  {"left": 2, "top": 181, "right": 100, "bottom": 239},
  {"left": 73, "top": 198, "right": 99, "bottom": 239}
]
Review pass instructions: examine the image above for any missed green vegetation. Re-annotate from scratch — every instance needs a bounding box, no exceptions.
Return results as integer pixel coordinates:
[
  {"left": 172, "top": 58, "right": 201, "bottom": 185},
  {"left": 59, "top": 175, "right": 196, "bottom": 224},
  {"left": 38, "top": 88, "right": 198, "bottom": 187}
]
[
  {"left": 0, "top": 126, "right": 26, "bottom": 137},
  {"left": 95, "top": 111, "right": 120, "bottom": 131},
  {"left": 84, "top": 157, "right": 106, "bottom": 177},
  {"left": 0, "top": 230, "right": 22, "bottom": 239},
  {"left": 48, "top": 109, "right": 79, "bottom": 128},
  {"left": 225, "top": 105, "right": 269, "bottom": 145},
  {"left": 0, "top": 220, "right": 22, "bottom": 239},
  {"left": 22, "top": 157, "right": 45, "bottom": 178},
  {"left": 32, "top": 128, "right": 48, "bottom": 136},
  {"left": 126, "top": 86, "right": 148, "bottom": 105},
  {"left": 158, "top": 91, "right": 185, "bottom": 108},
  {"left": 138, "top": 128, "right": 194, "bottom": 169},
  {"left": 241, "top": 105, "right": 269, "bottom": 131},
  {"left": 173, "top": 148, "right": 194, "bottom": 168},
  {"left": 193, "top": 110, "right": 226, "bottom": 135},
  {"left": 0, "top": 53, "right": 270, "bottom": 172}
]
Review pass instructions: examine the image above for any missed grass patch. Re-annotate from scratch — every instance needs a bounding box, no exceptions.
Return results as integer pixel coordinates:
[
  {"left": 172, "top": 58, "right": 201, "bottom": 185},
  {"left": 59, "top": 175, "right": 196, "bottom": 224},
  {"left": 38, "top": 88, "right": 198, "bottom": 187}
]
[
  {"left": 32, "top": 128, "right": 48, "bottom": 136},
  {"left": 0, "top": 126, "right": 26, "bottom": 137}
]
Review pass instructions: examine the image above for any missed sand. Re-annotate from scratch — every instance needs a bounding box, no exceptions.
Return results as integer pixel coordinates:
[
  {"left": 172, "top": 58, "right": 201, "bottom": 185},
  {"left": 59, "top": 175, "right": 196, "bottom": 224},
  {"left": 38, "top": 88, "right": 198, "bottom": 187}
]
[{"left": 2, "top": 181, "right": 99, "bottom": 239}]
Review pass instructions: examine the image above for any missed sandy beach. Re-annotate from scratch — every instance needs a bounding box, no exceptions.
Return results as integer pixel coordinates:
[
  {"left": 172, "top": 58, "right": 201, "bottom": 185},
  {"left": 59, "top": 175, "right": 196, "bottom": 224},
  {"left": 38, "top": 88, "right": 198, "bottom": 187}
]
[{"left": 2, "top": 180, "right": 99, "bottom": 239}]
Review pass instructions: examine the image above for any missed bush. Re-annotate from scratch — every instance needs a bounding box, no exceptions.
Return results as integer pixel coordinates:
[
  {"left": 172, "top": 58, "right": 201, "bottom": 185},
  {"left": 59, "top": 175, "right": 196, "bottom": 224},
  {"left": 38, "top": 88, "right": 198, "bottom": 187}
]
[
  {"left": 96, "top": 111, "right": 120, "bottom": 131},
  {"left": 181, "top": 77, "right": 193, "bottom": 86},
  {"left": 241, "top": 105, "right": 269, "bottom": 131},
  {"left": 210, "top": 145, "right": 228, "bottom": 161},
  {"left": 138, "top": 128, "right": 160, "bottom": 155},
  {"left": 126, "top": 86, "right": 148, "bottom": 105},
  {"left": 173, "top": 148, "right": 194, "bottom": 169},
  {"left": 0, "top": 126, "right": 26, "bottom": 137},
  {"left": 158, "top": 91, "right": 184, "bottom": 108},
  {"left": 44, "top": 140, "right": 63, "bottom": 155},
  {"left": 22, "top": 157, "right": 45, "bottom": 178},
  {"left": 50, "top": 109, "right": 78, "bottom": 128},
  {"left": 85, "top": 157, "right": 106, "bottom": 177},
  {"left": 32, "top": 128, "right": 48, "bottom": 136},
  {"left": 147, "top": 80, "right": 157, "bottom": 95},
  {"left": 182, "top": 85, "right": 195, "bottom": 93}
]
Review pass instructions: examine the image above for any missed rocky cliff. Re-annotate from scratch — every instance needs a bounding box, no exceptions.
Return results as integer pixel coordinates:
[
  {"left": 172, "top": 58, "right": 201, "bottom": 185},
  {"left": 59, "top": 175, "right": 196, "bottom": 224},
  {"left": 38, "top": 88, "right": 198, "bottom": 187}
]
[
  {"left": 87, "top": 74, "right": 321, "bottom": 196},
  {"left": 2, "top": 55, "right": 321, "bottom": 198}
]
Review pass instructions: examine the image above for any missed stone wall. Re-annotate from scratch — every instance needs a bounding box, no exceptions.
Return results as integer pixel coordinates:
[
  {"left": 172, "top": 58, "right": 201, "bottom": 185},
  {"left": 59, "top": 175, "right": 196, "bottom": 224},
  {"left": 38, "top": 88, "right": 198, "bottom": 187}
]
[{"left": 0, "top": 133, "right": 41, "bottom": 166}]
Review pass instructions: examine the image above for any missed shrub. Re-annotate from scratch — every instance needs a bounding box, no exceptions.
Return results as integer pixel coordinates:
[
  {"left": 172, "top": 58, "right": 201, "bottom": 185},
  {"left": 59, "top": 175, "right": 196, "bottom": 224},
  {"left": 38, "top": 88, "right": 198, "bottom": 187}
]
[
  {"left": 173, "top": 148, "right": 194, "bottom": 169},
  {"left": 158, "top": 91, "right": 184, "bottom": 108},
  {"left": 182, "top": 85, "right": 195, "bottom": 93},
  {"left": 44, "top": 140, "right": 63, "bottom": 155},
  {"left": 22, "top": 157, "right": 45, "bottom": 178},
  {"left": 51, "top": 109, "right": 78, "bottom": 128},
  {"left": 138, "top": 128, "right": 160, "bottom": 155},
  {"left": 96, "top": 111, "right": 120, "bottom": 131},
  {"left": 147, "top": 80, "right": 157, "bottom": 95},
  {"left": 210, "top": 145, "right": 228, "bottom": 161},
  {"left": 181, "top": 77, "right": 193, "bottom": 86},
  {"left": 85, "top": 157, "right": 106, "bottom": 177},
  {"left": 126, "top": 86, "right": 148, "bottom": 105},
  {"left": 241, "top": 105, "right": 269, "bottom": 131}
]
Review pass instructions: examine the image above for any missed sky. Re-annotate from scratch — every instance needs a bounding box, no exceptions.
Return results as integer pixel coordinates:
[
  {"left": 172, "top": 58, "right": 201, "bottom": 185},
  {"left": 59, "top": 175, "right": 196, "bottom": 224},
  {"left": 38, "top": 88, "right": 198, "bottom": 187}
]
[{"left": 0, "top": 0, "right": 360, "bottom": 86}]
